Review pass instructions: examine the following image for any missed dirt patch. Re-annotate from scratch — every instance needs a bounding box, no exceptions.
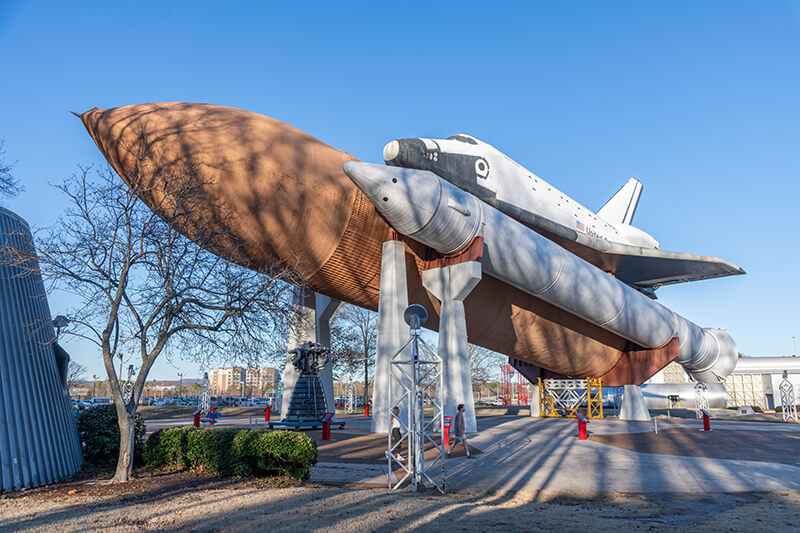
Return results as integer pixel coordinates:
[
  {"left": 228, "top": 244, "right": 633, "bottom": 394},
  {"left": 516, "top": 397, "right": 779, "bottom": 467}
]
[
  {"left": 590, "top": 428, "right": 800, "bottom": 464},
  {"left": 0, "top": 472, "right": 798, "bottom": 532}
]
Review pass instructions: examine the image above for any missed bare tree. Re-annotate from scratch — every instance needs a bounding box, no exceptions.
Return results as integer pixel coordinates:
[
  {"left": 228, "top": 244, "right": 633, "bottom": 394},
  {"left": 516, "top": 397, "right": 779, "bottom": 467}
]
[
  {"left": 469, "top": 343, "right": 505, "bottom": 387},
  {"left": 4, "top": 162, "right": 300, "bottom": 482},
  {"left": 329, "top": 304, "right": 377, "bottom": 402},
  {"left": 67, "top": 360, "right": 87, "bottom": 387},
  {"left": 0, "top": 139, "right": 22, "bottom": 199}
]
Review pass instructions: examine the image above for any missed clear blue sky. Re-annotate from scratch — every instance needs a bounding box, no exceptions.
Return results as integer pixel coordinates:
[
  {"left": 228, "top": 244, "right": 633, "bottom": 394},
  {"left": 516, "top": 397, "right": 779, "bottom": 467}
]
[{"left": 1, "top": 1, "right": 798, "bottom": 380}]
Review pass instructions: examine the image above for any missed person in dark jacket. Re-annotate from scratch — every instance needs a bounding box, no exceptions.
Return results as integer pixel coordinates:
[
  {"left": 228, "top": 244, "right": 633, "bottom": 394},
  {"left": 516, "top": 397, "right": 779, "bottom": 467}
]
[{"left": 446, "top": 403, "right": 473, "bottom": 458}]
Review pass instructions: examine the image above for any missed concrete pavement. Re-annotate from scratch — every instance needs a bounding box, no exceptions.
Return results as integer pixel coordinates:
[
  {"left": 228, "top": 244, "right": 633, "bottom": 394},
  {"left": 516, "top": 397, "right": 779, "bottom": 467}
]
[{"left": 309, "top": 416, "right": 800, "bottom": 494}]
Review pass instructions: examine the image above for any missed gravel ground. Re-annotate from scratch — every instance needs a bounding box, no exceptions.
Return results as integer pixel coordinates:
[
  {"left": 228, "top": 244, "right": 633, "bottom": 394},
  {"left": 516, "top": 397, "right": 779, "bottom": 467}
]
[{"left": 0, "top": 473, "right": 798, "bottom": 532}]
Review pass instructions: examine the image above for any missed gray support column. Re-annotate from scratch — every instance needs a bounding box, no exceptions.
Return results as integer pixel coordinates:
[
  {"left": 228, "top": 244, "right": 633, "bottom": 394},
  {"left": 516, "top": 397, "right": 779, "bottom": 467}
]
[
  {"left": 422, "top": 261, "right": 482, "bottom": 433},
  {"left": 372, "top": 240, "right": 409, "bottom": 434},
  {"left": 619, "top": 384, "right": 652, "bottom": 421},
  {"left": 529, "top": 384, "right": 540, "bottom": 417},
  {"left": 315, "top": 293, "right": 341, "bottom": 416},
  {"left": 280, "top": 287, "right": 316, "bottom": 420}
]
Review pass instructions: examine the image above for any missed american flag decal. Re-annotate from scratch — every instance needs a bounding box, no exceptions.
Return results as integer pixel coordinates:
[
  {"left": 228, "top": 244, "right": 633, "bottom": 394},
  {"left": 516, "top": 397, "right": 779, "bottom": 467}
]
[{"left": 576, "top": 220, "right": 585, "bottom": 231}]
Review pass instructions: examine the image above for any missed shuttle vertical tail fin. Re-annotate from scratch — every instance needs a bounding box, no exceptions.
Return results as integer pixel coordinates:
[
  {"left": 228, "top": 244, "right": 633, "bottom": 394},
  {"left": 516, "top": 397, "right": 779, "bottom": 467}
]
[{"left": 597, "top": 178, "right": 643, "bottom": 225}]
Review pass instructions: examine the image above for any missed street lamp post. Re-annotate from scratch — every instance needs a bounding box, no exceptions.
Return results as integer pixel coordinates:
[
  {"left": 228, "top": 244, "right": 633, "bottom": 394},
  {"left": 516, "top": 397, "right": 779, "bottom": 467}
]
[
  {"left": 178, "top": 372, "right": 184, "bottom": 399},
  {"left": 92, "top": 374, "right": 99, "bottom": 397}
]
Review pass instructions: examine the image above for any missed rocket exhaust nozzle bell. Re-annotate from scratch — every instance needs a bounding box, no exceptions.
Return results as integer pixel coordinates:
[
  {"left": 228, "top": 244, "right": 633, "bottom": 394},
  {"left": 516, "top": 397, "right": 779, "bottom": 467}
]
[{"left": 383, "top": 140, "right": 400, "bottom": 162}]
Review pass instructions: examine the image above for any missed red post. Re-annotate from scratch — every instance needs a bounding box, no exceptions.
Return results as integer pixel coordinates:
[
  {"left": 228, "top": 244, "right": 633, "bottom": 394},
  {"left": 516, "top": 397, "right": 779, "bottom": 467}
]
[
  {"left": 264, "top": 406, "right": 271, "bottom": 422},
  {"left": 365, "top": 404, "right": 370, "bottom": 417},
  {"left": 443, "top": 416, "right": 452, "bottom": 448},
  {"left": 193, "top": 409, "right": 202, "bottom": 428},
  {"left": 703, "top": 412, "right": 710, "bottom": 431},
  {"left": 576, "top": 413, "right": 589, "bottom": 440},
  {"left": 322, "top": 419, "right": 331, "bottom": 440}
]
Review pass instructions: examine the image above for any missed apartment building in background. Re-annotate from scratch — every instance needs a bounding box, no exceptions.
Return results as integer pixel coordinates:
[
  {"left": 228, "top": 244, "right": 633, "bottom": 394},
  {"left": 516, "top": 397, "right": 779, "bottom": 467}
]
[{"left": 209, "top": 366, "right": 279, "bottom": 396}]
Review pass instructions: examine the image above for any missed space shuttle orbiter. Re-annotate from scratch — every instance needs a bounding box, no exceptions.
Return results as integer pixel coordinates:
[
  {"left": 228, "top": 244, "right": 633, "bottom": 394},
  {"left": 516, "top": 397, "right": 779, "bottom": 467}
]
[{"left": 383, "top": 135, "right": 745, "bottom": 297}]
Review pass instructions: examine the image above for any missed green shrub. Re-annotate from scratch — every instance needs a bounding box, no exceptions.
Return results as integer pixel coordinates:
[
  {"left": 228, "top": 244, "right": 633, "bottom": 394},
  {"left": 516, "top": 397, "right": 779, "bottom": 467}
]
[
  {"left": 144, "top": 427, "right": 317, "bottom": 480},
  {"left": 233, "top": 429, "right": 318, "bottom": 480},
  {"left": 77, "top": 405, "right": 146, "bottom": 465},
  {"left": 143, "top": 426, "right": 193, "bottom": 470},
  {"left": 185, "top": 428, "right": 239, "bottom": 475}
]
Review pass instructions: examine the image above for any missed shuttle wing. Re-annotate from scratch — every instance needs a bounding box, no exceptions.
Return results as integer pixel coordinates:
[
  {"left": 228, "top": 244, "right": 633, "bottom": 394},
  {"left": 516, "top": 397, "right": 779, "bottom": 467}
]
[{"left": 488, "top": 198, "right": 745, "bottom": 294}]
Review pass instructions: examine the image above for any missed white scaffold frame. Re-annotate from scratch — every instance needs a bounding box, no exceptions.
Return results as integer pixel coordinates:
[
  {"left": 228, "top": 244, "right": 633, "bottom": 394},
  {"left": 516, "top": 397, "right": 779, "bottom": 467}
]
[
  {"left": 387, "top": 319, "right": 445, "bottom": 494},
  {"left": 694, "top": 382, "right": 709, "bottom": 419},
  {"left": 199, "top": 372, "right": 211, "bottom": 414},
  {"left": 122, "top": 364, "right": 136, "bottom": 404},
  {"left": 779, "top": 370, "right": 798, "bottom": 422},
  {"left": 346, "top": 382, "right": 355, "bottom": 414}
]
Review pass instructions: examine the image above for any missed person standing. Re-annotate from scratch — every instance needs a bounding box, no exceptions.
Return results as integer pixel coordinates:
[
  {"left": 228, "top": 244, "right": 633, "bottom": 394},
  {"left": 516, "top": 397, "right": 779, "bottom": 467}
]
[
  {"left": 446, "top": 403, "right": 473, "bottom": 458},
  {"left": 391, "top": 406, "right": 404, "bottom": 461}
]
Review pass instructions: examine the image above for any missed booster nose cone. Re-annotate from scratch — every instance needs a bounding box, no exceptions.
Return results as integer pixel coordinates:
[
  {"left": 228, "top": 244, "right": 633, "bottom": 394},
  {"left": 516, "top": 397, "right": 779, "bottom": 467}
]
[
  {"left": 342, "top": 161, "right": 482, "bottom": 255},
  {"left": 383, "top": 140, "right": 400, "bottom": 162},
  {"left": 343, "top": 161, "right": 439, "bottom": 236}
]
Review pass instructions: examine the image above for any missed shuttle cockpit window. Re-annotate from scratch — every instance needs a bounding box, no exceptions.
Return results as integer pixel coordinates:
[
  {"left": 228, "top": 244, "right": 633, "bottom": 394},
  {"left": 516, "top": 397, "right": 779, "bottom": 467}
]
[{"left": 446, "top": 134, "right": 478, "bottom": 145}]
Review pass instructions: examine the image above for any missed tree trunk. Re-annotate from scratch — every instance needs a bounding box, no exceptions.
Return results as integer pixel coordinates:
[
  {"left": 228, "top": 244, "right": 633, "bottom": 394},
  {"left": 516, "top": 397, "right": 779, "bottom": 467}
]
[{"left": 113, "top": 408, "right": 136, "bottom": 482}]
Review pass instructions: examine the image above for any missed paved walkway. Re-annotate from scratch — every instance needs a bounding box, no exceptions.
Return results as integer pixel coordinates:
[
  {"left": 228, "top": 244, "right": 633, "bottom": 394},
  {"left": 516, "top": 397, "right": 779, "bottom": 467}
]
[{"left": 309, "top": 416, "right": 800, "bottom": 494}]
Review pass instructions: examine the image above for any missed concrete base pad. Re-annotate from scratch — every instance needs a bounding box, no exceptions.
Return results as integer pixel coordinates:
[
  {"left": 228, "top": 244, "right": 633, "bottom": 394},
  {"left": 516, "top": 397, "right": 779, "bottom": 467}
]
[
  {"left": 589, "top": 428, "right": 800, "bottom": 464},
  {"left": 310, "top": 414, "right": 800, "bottom": 494}
]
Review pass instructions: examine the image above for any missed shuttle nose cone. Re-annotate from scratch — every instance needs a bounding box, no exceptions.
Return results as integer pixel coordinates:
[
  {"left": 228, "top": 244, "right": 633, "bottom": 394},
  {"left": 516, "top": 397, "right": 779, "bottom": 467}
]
[
  {"left": 383, "top": 140, "right": 400, "bottom": 162},
  {"left": 383, "top": 138, "right": 428, "bottom": 169}
]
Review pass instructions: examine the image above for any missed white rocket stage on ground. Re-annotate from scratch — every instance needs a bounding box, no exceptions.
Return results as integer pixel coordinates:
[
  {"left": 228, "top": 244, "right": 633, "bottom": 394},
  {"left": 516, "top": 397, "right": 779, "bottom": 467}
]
[{"left": 343, "top": 135, "right": 744, "bottom": 384}]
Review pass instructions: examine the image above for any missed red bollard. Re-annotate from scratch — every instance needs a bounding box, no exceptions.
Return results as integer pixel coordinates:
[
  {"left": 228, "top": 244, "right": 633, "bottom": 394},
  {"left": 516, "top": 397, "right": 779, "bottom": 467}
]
[
  {"left": 701, "top": 409, "right": 711, "bottom": 431},
  {"left": 576, "top": 413, "right": 589, "bottom": 440},
  {"left": 321, "top": 412, "right": 334, "bottom": 441},
  {"left": 264, "top": 406, "right": 271, "bottom": 422},
  {"left": 443, "top": 416, "right": 453, "bottom": 448},
  {"left": 365, "top": 404, "right": 370, "bottom": 418},
  {"left": 193, "top": 408, "right": 202, "bottom": 428}
]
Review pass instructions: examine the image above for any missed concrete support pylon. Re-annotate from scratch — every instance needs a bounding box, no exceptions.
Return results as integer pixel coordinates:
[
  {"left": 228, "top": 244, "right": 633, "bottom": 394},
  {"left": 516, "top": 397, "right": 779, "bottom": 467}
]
[
  {"left": 422, "top": 261, "right": 482, "bottom": 433},
  {"left": 530, "top": 384, "right": 540, "bottom": 417},
  {"left": 280, "top": 286, "right": 341, "bottom": 420},
  {"left": 372, "top": 240, "right": 409, "bottom": 434},
  {"left": 315, "top": 293, "right": 342, "bottom": 415},
  {"left": 619, "top": 384, "right": 652, "bottom": 421}
]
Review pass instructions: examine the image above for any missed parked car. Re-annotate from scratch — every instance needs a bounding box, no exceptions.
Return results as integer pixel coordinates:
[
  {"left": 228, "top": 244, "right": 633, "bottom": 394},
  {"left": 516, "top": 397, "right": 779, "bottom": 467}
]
[{"left": 89, "top": 397, "right": 112, "bottom": 407}]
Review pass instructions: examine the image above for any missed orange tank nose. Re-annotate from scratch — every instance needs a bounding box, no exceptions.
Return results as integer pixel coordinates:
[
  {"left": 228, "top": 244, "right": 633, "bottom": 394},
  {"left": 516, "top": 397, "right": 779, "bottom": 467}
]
[{"left": 80, "top": 102, "right": 360, "bottom": 279}]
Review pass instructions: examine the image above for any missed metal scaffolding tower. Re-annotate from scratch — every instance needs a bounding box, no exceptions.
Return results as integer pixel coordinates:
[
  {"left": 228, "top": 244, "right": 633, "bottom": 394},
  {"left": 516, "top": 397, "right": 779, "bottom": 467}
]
[
  {"left": 694, "top": 382, "right": 709, "bottom": 419},
  {"left": 779, "top": 370, "right": 798, "bottom": 422},
  {"left": 387, "top": 305, "right": 445, "bottom": 493},
  {"left": 199, "top": 372, "right": 211, "bottom": 414}
]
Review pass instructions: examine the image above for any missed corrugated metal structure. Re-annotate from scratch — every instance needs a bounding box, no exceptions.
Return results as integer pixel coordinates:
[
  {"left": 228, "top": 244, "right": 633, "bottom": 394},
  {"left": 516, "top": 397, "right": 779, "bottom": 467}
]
[{"left": 0, "top": 207, "right": 82, "bottom": 491}]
